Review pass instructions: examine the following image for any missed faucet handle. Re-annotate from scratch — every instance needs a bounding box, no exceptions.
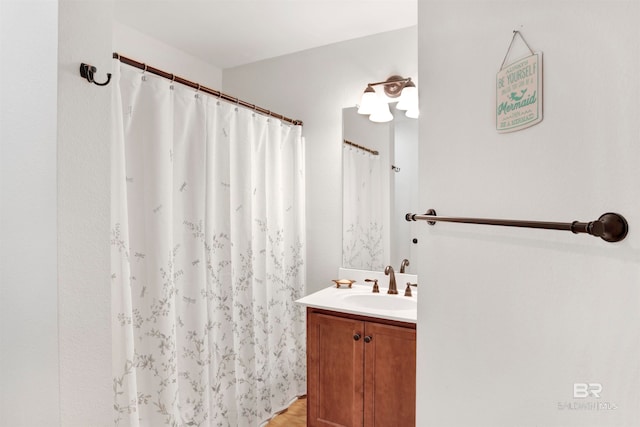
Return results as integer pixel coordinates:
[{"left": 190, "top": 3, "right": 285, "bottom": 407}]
[
  {"left": 404, "top": 282, "right": 417, "bottom": 297},
  {"left": 365, "top": 278, "right": 379, "bottom": 293}
]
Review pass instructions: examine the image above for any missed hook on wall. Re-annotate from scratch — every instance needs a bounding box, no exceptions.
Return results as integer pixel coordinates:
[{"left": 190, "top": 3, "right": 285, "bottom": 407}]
[{"left": 79, "top": 63, "right": 112, "bottom": 87}]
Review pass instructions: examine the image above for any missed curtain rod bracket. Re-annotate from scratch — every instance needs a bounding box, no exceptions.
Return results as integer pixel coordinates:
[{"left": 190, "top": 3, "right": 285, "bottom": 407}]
[{"left": 79, "top": 63, "right": 112, "bottom": 87}]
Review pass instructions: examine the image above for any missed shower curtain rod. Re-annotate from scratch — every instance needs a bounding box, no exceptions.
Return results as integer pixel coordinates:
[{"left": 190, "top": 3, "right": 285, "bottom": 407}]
[
  {"left": 343, "top": 139, "right": 379, "bottom": 155},
  {"left": 112, "top": 53, "right": 303, "bottom": 126}
]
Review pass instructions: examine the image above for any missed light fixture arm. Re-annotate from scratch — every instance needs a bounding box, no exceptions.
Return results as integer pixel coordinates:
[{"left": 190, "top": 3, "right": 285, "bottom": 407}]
[
  {"left": 367, "top": 76, "right": 412, "bottom": 88},
  {"left": 366, "top": 75, "right": 412, "bottom": 98}
]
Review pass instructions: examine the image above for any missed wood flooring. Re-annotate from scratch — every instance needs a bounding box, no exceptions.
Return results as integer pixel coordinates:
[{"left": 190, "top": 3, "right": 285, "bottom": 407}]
[{"left": 265, "top": 397, "right": 307, "bottom": 427}]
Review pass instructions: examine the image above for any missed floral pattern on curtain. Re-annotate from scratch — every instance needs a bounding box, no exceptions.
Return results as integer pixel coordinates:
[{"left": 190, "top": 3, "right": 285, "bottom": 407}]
[
  {"left": 342, "top": 145, "right": 386, "bottom": 271},
  {"left": 111, "top": 64, "right": 306, "bottom": 427}
]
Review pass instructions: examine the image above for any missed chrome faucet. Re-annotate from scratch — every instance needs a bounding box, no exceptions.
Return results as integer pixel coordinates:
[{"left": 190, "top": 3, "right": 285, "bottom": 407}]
[
  {"left": 384, "top": 265, "right": 398, "bottom": 294},
  {"left": 400, "top": 258, "right": 410, "bottom": 273}
]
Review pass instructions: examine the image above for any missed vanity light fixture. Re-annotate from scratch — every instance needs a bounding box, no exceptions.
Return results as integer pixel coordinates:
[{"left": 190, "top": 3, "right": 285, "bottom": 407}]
[
  {"left": 395, "top": 79, "right": 419, "bottom": 114},
  {"left": 369, "top": 101, "right": 394, "bottom": 123},
  {"left": 357, "top": 86, "right": 377, "bottom": 115},
  {"left": 405, "top": 108, "right": 419, "bottom": 119},
  {"left": 357, "top": 75, "right": 419, "bottom": 122}
]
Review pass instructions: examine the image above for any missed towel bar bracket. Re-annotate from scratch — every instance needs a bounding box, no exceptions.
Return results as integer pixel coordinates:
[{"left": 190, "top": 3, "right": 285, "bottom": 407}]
[{"left": 405, "top": 209, "right": 628, "bottom": 243}]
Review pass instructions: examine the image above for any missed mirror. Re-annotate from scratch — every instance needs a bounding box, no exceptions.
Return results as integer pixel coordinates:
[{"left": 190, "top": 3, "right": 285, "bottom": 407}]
[{"left": 342, "top": 105, "right": 418, "bottom": 272}]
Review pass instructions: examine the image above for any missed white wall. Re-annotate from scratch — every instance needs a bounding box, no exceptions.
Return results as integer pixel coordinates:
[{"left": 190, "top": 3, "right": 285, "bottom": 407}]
[
  {"left": 57, "top": 0, "right": 113, "bottom": 424},
  {"left": 223, "top": 27, "right": 418, "bottom": 293},
  {"left": 0, "top": 2, "right": 60, "bottom": 425},
  {"left": 113, "top": 22, "right": 222, "bottom": 89},
  {"left": 417, "top": 2, "right": 640, "bottom": 426}
]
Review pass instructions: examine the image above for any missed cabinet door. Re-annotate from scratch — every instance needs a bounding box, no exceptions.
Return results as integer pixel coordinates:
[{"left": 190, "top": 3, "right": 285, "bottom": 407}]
[
  {"left": 363, "top": 322, "right": 416, "bottom": 427},
  {"left": 307, "top": 312, "right": 365, "bottom": 427}
]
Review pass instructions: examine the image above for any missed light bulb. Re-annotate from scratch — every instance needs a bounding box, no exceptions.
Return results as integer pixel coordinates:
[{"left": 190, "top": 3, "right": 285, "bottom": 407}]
[
  {"left": 369, "top": 101, "right": 393, "bottom": 123},
  {"left": 405, "top": 108, "right": 419, "bottom": 119},
  {"left": 357, "top": 86, "right": 377, "bottom": 115},
  {"left": 396, "top": 81, "right": 418, "bottom": 111}
]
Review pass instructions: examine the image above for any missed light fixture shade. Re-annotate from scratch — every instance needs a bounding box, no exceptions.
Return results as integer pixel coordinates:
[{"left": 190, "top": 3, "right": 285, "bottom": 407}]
[
  {"left": 405, "top": 108, "right": 419, "bottom": 119},
  {"left": 369, "top": 101, "right": 393, "bottom": 123},
  {"left": 357, "top": 86, "right": 377, "bottom": 115},
  {"left": 396, "top": 80, "right": 418, "bottom": 111}
]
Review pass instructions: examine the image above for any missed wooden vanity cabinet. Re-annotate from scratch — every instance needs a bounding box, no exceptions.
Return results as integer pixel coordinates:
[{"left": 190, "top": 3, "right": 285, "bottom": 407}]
[{"left": 307, "top": 308, "right": 416, "bottom": 427}]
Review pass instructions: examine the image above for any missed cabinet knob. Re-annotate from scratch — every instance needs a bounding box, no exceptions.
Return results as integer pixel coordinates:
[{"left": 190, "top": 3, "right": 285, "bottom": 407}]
[
  {"left": 353, "top": 333, "right": 361, "bottom": 341},
  {"left": 364, "top": 336, "right": 373, "bottom": 343}
]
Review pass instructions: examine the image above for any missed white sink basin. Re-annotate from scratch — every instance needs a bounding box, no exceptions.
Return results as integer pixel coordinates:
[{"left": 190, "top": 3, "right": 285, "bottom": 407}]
[
  {"left": 296, "top": 283, "right": 417, "bottom": 323},
  {"left": 341, "top": 293, "right": 417, "bottom": 311}
]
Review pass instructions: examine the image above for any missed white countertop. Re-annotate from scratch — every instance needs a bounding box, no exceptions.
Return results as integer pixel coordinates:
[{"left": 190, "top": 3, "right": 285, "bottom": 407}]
[{"left": 296, "top": 283, "right": 417, "bottom": 324}]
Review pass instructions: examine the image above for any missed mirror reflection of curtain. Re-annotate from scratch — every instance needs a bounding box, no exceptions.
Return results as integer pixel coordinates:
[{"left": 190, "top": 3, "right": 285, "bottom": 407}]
[
  {"left": 111, "top": 64, "right": 306, "bottom": 426},
  {"left": 342, "top": 145, "right": 387, "bottom": 271}
]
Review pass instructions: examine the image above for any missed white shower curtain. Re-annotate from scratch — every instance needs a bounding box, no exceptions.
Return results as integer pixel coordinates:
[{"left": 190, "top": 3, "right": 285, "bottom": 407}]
[
  {"left": 342, "top": 145, "right": 387, "bottom": 271},
  {"left": 111, "top": 64, "right": 306, "bottom": 427}
]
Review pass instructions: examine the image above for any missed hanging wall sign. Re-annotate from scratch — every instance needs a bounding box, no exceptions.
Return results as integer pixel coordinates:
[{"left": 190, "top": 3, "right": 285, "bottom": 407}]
[{"left": 496, "top": 31, "right": 543, "bottom": 133}]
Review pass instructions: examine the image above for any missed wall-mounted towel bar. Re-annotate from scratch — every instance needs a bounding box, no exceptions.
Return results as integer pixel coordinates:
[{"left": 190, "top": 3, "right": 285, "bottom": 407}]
[{"left": 405, "top": 209, "right": 629, "bottom": 243}]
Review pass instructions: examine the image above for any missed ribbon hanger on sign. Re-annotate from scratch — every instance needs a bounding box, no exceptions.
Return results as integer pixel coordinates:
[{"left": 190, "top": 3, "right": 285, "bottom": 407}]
[{"left": 499, "top": 30, "right": 535, "bottom": 71}]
